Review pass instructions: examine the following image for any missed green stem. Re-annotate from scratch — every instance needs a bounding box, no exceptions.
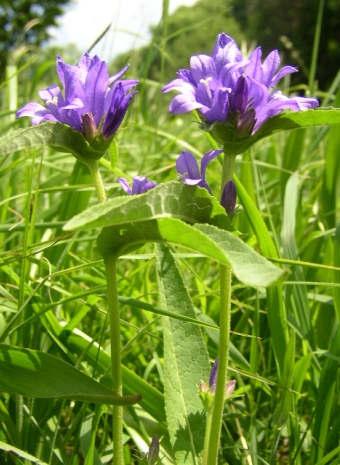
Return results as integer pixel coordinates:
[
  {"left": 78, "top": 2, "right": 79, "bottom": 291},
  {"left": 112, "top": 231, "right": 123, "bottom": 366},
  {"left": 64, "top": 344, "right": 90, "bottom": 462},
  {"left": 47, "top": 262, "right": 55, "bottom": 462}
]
[
  {"left": 205, "top": 151, "right": 235, "bottom": 464},
  {"left": 203, "top": 408, "right": 214, "bottom": 465},
  {"left": 86, "top": 158, "right": 122, "bottom": 461},
  {"left": 206, "top": 265, "right": 232, "bottom": 465},
  {"left": 220, "top": 153, "right": 236, "bottom": 193},
  {"left": 104, "top": 255, "right": 124, "bottom": 465},
  {"left": 85, "top": 159, "right": 107, "bottom": 203}
]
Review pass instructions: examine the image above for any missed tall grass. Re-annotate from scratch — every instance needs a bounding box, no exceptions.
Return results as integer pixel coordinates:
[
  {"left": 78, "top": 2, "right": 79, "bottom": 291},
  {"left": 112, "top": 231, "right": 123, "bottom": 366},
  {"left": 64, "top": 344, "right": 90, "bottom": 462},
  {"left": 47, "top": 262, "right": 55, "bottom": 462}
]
[{"left": 0, "top": 2, "right": 340, "bottom": 464}]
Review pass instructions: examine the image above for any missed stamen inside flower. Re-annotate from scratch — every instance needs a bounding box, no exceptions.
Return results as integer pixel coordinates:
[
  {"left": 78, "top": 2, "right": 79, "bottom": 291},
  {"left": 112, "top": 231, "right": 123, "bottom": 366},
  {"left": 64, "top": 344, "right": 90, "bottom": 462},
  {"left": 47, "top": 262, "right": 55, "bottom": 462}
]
[
  {"left": 46, "top": 96, "right": 59, "bottom": 106},
  {"left": 199, "top": 77, "right": 213, "bottom": 99}
]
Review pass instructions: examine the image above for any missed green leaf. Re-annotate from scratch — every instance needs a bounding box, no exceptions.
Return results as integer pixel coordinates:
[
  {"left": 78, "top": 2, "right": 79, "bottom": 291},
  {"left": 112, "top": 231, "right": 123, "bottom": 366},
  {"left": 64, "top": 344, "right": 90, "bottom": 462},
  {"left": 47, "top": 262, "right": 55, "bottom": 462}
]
[
  {"left": 334, "top": 221, "right": 340, "bottom": 322},
  {"left": 311, "top": 327, "right": 340, "bottom": 462},
  {"left": 64, "top": 331, "right": 167, "bottom": 425},
  {"left": 273, "top": 333, "right": 295, "bottom": 428},
  {"left": 95, "top": 219, "right": 284, "bottom": 287},
  {"left": 64, "top": 182, "right": 233, "bottom": 232},
  {"left": 108, "top": 137, "right": 119, "bottom": 170},
  {"left": 156, "top": 244, "right": 210, "bottom": 463},
  {"left": 0, "top": 344, "right": 141, "bottom": 405},
  {"left": 0, "top": 122, "right": 111, "bottom": 161},
  {"left": 220, "top": 108, "right": 340, "bottom": 155},
  {"left": 118, "top": 296, "right": 218, "bottom": 330},
  {"left": 0, "top": 440, "right": 49, "bottom": 464},
  {"left": 234, "top": 173, "right": 288, "bottom": 373}
]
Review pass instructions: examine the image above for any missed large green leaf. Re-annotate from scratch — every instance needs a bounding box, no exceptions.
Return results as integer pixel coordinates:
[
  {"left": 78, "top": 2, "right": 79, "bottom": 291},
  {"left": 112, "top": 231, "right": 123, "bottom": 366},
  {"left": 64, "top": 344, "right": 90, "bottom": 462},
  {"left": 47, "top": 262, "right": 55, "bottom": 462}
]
[
  {"left": 156, "top": 244, "right": 210, "bottom": 464},
  {"left": 64, "top": 182, "right": 233, "bottom": 232},
  {"left": 95, "top": 219, "right": 284, "bottom": 287},
  {"left": 0, "top": 344, "right": 141, "bottom": 405},
  {"left": 0, "top": 122, "right": 111, "bottom": 161}
]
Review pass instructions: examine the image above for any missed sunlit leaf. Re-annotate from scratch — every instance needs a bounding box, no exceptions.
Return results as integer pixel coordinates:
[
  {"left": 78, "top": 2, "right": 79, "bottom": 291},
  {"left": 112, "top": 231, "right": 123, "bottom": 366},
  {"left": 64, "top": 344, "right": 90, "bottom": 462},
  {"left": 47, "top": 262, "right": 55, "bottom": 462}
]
[
  {"left": 97, "top": 219, "right": 284, "bottom": 287},
  {"left": 0, "top": 122, "right": 111, "bottom": 161},
  {"left": 222, "top": 108, "right": 340, "bottom": 155},
  {"left": 156, "top": 245, "right": 210, "bottom": 463},
  {"left": 64, "top": 182, "right": 233, "bottom": 232}
]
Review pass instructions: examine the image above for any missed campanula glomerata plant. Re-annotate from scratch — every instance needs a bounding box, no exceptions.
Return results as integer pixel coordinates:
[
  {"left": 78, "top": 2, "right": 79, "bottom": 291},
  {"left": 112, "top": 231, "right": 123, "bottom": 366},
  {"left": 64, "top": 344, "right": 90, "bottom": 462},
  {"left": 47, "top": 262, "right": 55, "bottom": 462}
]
[{"left": 1, "top": 21, "right": 340, "bottom": 465}]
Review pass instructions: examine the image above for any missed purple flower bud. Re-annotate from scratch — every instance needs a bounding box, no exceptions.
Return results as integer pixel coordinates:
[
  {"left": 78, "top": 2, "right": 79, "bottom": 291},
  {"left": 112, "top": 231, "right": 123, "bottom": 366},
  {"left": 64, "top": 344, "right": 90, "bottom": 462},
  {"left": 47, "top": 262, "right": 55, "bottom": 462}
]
[
  {"left": 147, "top": 435, "right": 159, "bottom": 465},
  {"left": 236, "top": 108, "right": 256, "bottom": 136},
  {"left": 209, "top": 359, "right": 218, "bottom": 393},
  {"left": 208, "top": 359, "right": 236, "bottom": 397},
  {"left": 230, "top": 76, "right": 248, "bottom": 114},
  {"left": 118, "top": 176, "right": 157, "bottom": 195},
  {"left": 82, "top": 113, "right": 97, "bottom": 143},
  {"left": 221, "top": 180, "right": 237, "bottom": 216}
]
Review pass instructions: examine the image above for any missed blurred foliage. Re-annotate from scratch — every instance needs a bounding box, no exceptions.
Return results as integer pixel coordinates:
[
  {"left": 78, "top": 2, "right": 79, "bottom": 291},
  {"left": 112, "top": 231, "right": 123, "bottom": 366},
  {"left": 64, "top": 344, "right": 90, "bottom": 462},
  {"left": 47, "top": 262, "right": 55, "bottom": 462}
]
[
  {"left": 113, "top": 0, "right": 245, "bottom": 83},
  {"left": 114, "top": 0, "right": 339, "bottom": 92},
  {"left": 0, "top": 0, "right": 72, "bottom": 80},
  {"left": 230, "top": 0, "right": 340, "bottom": 90}
]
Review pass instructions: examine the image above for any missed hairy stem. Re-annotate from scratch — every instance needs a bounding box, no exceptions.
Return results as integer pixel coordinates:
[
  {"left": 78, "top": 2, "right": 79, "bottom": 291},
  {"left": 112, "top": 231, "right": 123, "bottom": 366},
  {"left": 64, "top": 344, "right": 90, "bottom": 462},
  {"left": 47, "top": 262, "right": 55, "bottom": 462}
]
[
  {"left": 206, "top": 265, "right": 232, "bottom": 465},
  {"left": 203, "top": 405, "right": 213, "bottom": 465},
  {"left": 105, "top": 255, "right": 123, "bottom": 465},
  {"left": 85, "top": 159, "right": 107, "bottom": 203},
  {"left": 205, "top": 151, "right": 235, "bottom": 464}
]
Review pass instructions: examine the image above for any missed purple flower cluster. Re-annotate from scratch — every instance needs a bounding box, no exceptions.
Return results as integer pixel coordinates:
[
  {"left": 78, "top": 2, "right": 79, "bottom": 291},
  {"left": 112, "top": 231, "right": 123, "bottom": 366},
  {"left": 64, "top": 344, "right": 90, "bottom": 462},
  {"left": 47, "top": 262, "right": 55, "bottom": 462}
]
[
  {"left": 163, "top": 33, "right": 318, "bottom": 136},
  {"left": 17, "top": 53, "right": 138, "bottom": 142}
]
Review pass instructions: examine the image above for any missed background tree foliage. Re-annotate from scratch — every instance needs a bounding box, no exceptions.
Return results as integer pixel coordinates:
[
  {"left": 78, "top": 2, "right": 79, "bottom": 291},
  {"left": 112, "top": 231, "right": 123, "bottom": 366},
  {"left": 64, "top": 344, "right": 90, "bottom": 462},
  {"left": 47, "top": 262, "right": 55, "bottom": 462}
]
[
  {"left": 231, "top": 0, "right": 340, "bottom": 90},
  {"left": 114, "top": 0, "right": 339, "bottom": 92},
  {"left": 114, "top": 0, "right": 245, "bottom": 82},
  {"left": 0, "top": 0, "right": 72, "bottom": 80}
]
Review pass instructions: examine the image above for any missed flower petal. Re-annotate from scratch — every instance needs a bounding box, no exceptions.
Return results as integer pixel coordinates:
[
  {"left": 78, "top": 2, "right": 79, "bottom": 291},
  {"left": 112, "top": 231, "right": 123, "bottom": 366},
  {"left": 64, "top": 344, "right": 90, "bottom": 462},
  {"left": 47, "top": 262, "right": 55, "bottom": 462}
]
[
  {"left": 261, "top": 50, "right": 280, "bottom": 87},
  {"left": 176, "top": 151, "right": 201, "bottom": 181},
  {"left": 201, "top": 149, "right": 223, "bottom": 180},
  {"left": 168, "top": 94, "right": 203, "bottom": 114},
  {"left": 118, "top": 178, "right": 132, "bottom": 194},
  {"left": 190, "top": 55, "right": 215, "bottom": 83}
]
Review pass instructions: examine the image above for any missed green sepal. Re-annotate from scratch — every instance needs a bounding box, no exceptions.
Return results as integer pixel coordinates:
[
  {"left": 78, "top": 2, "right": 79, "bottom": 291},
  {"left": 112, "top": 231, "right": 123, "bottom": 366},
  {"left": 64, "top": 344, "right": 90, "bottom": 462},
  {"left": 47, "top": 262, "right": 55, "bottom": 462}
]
[{"left": 199, "top": 390, "right": 215, "bottom": 412}]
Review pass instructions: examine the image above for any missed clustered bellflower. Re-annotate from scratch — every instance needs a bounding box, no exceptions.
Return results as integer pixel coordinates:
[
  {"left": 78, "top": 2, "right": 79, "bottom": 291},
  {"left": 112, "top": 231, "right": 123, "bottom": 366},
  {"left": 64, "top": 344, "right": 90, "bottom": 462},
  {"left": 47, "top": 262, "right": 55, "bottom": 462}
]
[
  {"left": 17, "top": 53, "right": 138, "bottom": 146},
  {"left": 163, "top": 33, "right": 319, "bottom": 143}
]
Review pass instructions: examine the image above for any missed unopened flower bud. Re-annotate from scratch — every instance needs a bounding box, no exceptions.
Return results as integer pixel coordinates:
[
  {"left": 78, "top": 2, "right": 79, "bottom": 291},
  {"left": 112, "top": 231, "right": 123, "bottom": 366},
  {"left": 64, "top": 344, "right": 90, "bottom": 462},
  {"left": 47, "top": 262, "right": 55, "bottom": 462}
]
[
  {"left": 199, "top": 381, "right": 209, "bottom": 392},
  {"left": 147, "top": 435, "right": 159, "bottom": 465},
  {"left": 208, "top": 359, "right": 236, "bottom": 398},
  {"left": 230, "top": 76, "right": 248, "bottom": 114},
  {"left": 236, "top": 108, "right": 256, "bottom": 136},
  {"left": 226, "top": 379, "right": 236, "bottom": 397},
  {"left": 82, "top": 113, "right": 97, "bottom": 143},
  {"left": 221, "top": 180, "right": 237, "bottom": 216},
  {"left": 209, "top": 359, "right": 218, "bottom": 393}
]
